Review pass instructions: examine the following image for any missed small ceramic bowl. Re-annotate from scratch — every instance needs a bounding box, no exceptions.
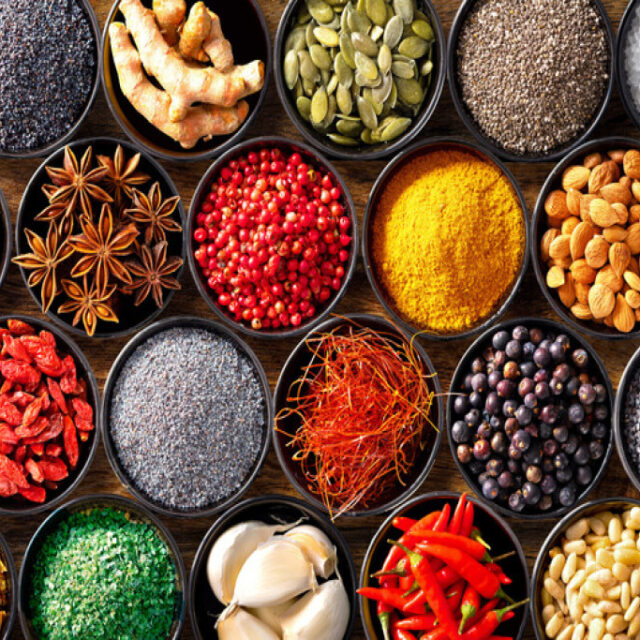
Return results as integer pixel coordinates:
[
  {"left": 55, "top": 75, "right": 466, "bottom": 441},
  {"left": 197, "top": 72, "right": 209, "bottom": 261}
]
[
  {"left": 0, "top": 314, "right": 100, "bottom": 517},
  {"left": 187, "top": 136, "right": 359, "bottom": 340},
  {"left": 447, "top": 0, "right": 615, "bottom": 163},
  {"left": 18, "top": 493, "right": 186, "bottom": 640},
  {"left": 360, "top": 491, "right": 530, "bottom": 640},
  {"left": 362, "top": 136, "right": 529, "bottom": 341},
  {"left": 273, "top": 313, "right": 443, "bottom": 518},
  {"left": 188, "top": 493, "right": 357, "bottom": 640},
  {"left": 447, "top": 316, "right": 614, "bottom": 521},
  {"left": 15, "top": 136, "right": 186, "bottom": 340},
  {"left": 0, "top": 187, "right": 12, "bottom": 294},
  {"left": 0, "top": 532, "right": 17, "bottom": 640},
  {"left": 273, "top": 0, "right": 446, "bottom": 160},
  {"left": 101, "top": 315, "right": 273, "bottom": 518},
  {"left": 616, "top": 0, "right": 640, "bottom": 132},
  {"left": 530, "top": 136, "right": 640, "bottom": 340},
  {"left": 102, "top": 0, "right": 271, "bottom": 163},
  {"left": 0, "top": 0, "right": 101, "bottom": 160}
]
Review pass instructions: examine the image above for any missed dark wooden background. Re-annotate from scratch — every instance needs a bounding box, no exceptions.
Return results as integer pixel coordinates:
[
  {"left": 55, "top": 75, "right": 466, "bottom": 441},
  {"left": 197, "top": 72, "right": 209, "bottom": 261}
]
[{"left": 0, "top": 0, "right": 638, "bottom": 637}]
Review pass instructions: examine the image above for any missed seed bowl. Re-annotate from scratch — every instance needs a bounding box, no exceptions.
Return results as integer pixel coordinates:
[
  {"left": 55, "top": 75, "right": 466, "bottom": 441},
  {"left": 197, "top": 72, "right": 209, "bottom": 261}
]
[
  {"left": 616, "top": 0, "right": 640, "bottom": 132},
  {"left": 447, "top": 0, "right": 615, "bottom": 163},
  {"left": 360, "top": 491, "right": 530, "bottom": 640},
  {"left": 187, "top": 136, "right": 358, "bottom": 340},
  {"left": 18, "top": 493, "right": 186, "bottom": 640},
  {"left": 15, "top": 136, "right": 186, "bottom": 340},
  {"left": 102, "top": 0, "right": 271, "bottom": 163},
  {"left": 447, "top": 316, "right": 614, "bottom": 521},
  {"left": 0, "top": 187, "right": 12, "bottom": 295},
  {"left": 0, "top": 314, "right": 100, "bottom": 518},
  {"left": 273, "top": 0, "right": 446, "bottom": 160},
  {"left": 188, "top": 493, "right": 357, "bottom": 640},
  {"left": 273, "top": 312, "right": 443, "bottom": 518},
  {"left": 101, "top": 315, "right": 273, "bottom": 518},
  {"left": 0, "top": 531, "right": 17, "bottom": 640}
]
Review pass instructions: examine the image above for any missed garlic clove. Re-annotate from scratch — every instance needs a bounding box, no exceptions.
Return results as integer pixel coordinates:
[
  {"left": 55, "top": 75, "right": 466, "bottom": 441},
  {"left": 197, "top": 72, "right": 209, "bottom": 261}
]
[
  {"left": 281, "top": 579, "right": 350, "bottom": 640},
  {"left": 247, "top": 599, "right": 297, "bottom": 636},
  {"left": 285, "top": 525, "right": 338, "bottom": 579},
  {"left": 216, "top": 605, "right": 280, "bottom": 640},
  {"left": 233, "top": 538, "right": 316, "bottom": 608}
]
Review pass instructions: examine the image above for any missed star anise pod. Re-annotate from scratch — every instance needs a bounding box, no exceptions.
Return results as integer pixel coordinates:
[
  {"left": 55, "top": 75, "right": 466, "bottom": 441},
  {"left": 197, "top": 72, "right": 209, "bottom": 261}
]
[
  {"left": 68, "top": 204, "right": 139, "bottom": 291},
  {"left": 123, "top": 241, "right": 183, "bottom": 308},
  {"left": 58, "top": 276, "right": 118, "bottom": 337},
  {"left": 12, "top": 223, "right": 74, "bottom": 313},
  {"left": 125, "top": 182, "right": 182, "bottom": 245},
  {"left": 97, "top": 145, "right": 150, "bottom": 211}
]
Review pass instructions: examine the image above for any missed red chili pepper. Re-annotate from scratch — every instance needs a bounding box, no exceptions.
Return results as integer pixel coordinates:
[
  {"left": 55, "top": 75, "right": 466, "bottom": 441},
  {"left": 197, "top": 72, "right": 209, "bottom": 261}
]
[
  {"left": 447, "top": 580, "right": 465, "bottom": 612},
  {"left": 434, "top": 504, "right": 451, "bottom": 532},
  {"left": 459, "top": 584, "right": 481, "bottom": 633},
  {"left": 397, "top": 613, "right": 437, "bottom": 631},
  {"left": 402, "top": 566, "right": 462, "bottom": 612},
  {"left": 393, "top": 627, "right": 417, "bottom": 640},
  {"left": 394, "top": 516, "right": 418, "bottom": 531},
  {"left": 460, "top": 601, "right": 528, "bottom": 640},
  {"left": 460, "top": 502, "right": 475, "bottom": 537},
  {"left": 400, "top": 572, "right": 417, "bottom": 593},
  {"left": 359, "top": 587, "right": 426, "bottom": 614},
  {"left": 412, "top": 532, "right": 487, "bottom": 561},
  {"left": 449, "top": 493, "right": 467, "bottom": 535},
  {"left": 487, "top": 563, "right": 513, "bottom": 585}
]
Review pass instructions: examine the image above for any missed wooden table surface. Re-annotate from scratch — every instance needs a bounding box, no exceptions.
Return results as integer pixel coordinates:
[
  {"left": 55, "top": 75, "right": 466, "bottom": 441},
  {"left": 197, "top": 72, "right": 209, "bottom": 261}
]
[{"left": 0, "top": 0, "right": 638, "bottom": 637}]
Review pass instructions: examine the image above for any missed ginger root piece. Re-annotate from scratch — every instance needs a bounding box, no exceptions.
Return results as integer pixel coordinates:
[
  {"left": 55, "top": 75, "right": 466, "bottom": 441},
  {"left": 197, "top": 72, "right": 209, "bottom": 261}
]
[
  {"left": 202, "top": 10, "right": 234, "bottom": 71},
  {"left": 109, "top": 23, "right": 249, "bottom": 149},
  {"left": 179, "top": 2, "right": 211, "bottom": 62},
  {"left": 119, "top": 0, "right": 264, "bottom": 122},
  {"left": 152, "top": 0, "right": 186, "bottom": 45}
]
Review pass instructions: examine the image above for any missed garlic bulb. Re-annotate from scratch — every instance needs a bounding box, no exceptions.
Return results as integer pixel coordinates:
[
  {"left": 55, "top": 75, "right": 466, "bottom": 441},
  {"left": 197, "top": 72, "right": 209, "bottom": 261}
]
[
  {"left": 207, "top": 520, "right": 297, "bottom": 605},
  {"left": 285, "top": 525, "right": 337, "bottom": 578},
  {"left": 233, "top": 538, "right": 316, "bottom": 608},
  {"left": 247, "top": 599, "right": 296, "bottom": 636},
  {"left": 216, "top": 605, "right": 280, "bottom": 640},
  {"left": 281, "top": 579, "right": 350, "bottom": 640}
]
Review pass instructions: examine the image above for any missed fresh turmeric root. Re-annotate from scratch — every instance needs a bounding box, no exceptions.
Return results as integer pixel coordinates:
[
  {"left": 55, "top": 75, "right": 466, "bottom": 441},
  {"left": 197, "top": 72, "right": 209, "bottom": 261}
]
[
  {"left": 109, "top": 23, "right": 249, "bottom": 148},
  {"left": 152, "top": 0, "right": 185, "bottom": 45},
  {"left": 178, "top": 2, "right": 211, "bottom": 62},
  {"left": 202, "top": 9, "right": 234, "bottom": 71},
  {"left": 119, "top": 0, "right": 263, "bottom": 122}
]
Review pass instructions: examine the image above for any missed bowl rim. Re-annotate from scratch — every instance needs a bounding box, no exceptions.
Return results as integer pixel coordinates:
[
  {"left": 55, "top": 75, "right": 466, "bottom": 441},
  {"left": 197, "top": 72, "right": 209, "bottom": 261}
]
[
  {"left": 530, "top": 495, "right": 640, "bottom": 640},
  {"left": 0, "top": 530, "right": 17, "bottom": 640},
  {"left": 100, "top": 314, "right": 274, "bottom": 518},
  {"left": 615, "top": 0, "right": 640, "bottom": 132},
  {"left": 272, "top": 311, "right": 444, "bottom": 518},
  {"left": 272, "top": 0, "right": 447, "bottom": 160},
  {"left": 0, "top": 313, "right": 101, "bottom": 517},
  {"left": 0, "top": 0, "right": 101, "bottom": 160},
  {"left": 187, "top": 492, "right": 358, "bottom": 640},
  {"left": 17, "top": 492, "right": 187, "bottom": 640},
  {"left": 446, "top": 0, "right": 616, "bottom": 163},
  {"left": 14, "top": 135, "right": 187, "bottom": 340},
  {"left": 446, "top": 315, "right": 615, "bottom": 521},
  {"left": 359, "top": 490, "right": 531, "bottom": 640},
  {"left": 530, "top": 135, "right": 640, "bottom": 340},
  {"left": 101, "top": 0, "right": 272, "bottom": 164},
  {"left": 0, "top": 187, "right": 13, "bottom": 294},
  {"left": 361, "top": 135, "right": 530, "bottom": 341},
  {"left": 186, "top": 134, "right": 360, "bottom": 340}
]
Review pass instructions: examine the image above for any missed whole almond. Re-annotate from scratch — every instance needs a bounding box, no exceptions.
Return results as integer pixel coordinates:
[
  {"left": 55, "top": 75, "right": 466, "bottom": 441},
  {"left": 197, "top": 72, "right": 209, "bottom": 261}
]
[
  {"left": 626, "top": 289, "right": 640, "bottom": 309},
  {"left": 545, "top": 190, "right": 570, "bottom": 220},
  {"left": 549, "top": 235, "right": 571, "bottom": 260},
  {"left": 610, "top": 242, "right": 631, "bottom": 276},
  {"left": 547, "top": 265, "right": 565, "bottom": 288},
  {"left": 600, "top": 182, "right": 632, "bottom": 206},
  {"left": 558, "top": 273, "right": 576, "bottom": 307},
  {"left": 562, "top": 165, "right": 590, "bottom": 191},
  {"left": 603, "top": 225, "right": 629, "bottom": 243},
  {"left": 575, "top": 281, "right": 591, "bottom": 305},
  {"left": 612, "top": 202, "right": 629, "bottom": 225},
  {"left": 571, "top": 302, "right": 593, "bottom": 321},
  {"left": 551, "top": 256, "right": 572, "bottom": 269},
  {"left": 584, "top": 152, "right": 603, "bottom": 169},
  {"left": 588, "top": 282, "right": 615, "bottom": 319},
  {"left": 589, "top": 198, "right": 618, "bottom": 228},
  {"left": 626, "top": 223, "right": 640, "bottom": 254},
  {"left": 569, "top": 221, "right": 595, "bottom": 260},
  {"left": 562, "top": 216, "right": 580, "bottom": 236},
  {"left": 608, "top": 149, "right": 626, "bottom": 164},
  {"left": 624, "top": 149, "right": 640, "bottom": 180},
  {"left": 580, "top": 193, "right": 598, "bottom": 221},
  {"left": 596, "top": 265, "right": 624, "bottom": 292},
  {"left": 613, "top": 293, "right": 636, "bottom": 332},
  {"left": 584, "top": 235, "right": 609, "bottom": 269},
  {"left": 589, "top": 163, "right": 614, "bottom": 193},
  {"left": 570, "top": 259, "right": 596, "bottom": 284},
  {"left": 566, "top": 189, "right": 581, "bottom": 217},
  {"left": 624, "top": 270, "right": 640, "bottom": 292},
  {"left": 540, "top": 228, "right": 560, "bottom": 261}
]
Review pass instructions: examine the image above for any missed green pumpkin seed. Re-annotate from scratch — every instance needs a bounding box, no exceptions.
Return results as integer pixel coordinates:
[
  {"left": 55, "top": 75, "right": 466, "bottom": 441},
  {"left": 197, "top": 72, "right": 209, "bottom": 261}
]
[
  {"left": 355, "top": 69, "right": 381, "bottom": 87},
  {"left": 356, "top": 0, "right": 366, "bottom": 13},
  {"left": 310, "top": 44, "right": 333, "bottom": 70},
  {"left": 336, "top": 113, "right": 360, "bottom": 120},
  {"left": 361, "top": 128, "right": 374, "bottom": 144},
  {"left": 334, "top": 52, "right": 354, "bottom": 88},
  {"left": 297, "top": 96, "right": 312, "bottom": 120},
  {"left": 391, "top": 60, "right": 414, "bottom": 78},
  {"left": 371, "top": 71, "right": 392, "bottom": 102},
  {"left": 383, "top": 15, "right": 403, "bottom": 48},
  {"left": 398, "top": 36, "right": 428, "bottom": 58},
  {"left": 387, "top": 80, "right": 398, "bottom": 108},
  {"left": 293, "top": 78, "right": 304, "bottom": 98},
  {"left": 285, "top": 28, "right": 306, "bottom": 53},
  {"left": 311, "top": 87, "right": 329, "bottom": 123},
  {"left": 357, "top": 96, "right": 378, "bottom": 129},
  {"left": 284, "top": 49, "right": 299, "bottom": 89},
  {"left": 396, "top": 76, "right": 422, "bottom": 104},
  {"left": 379, "top": 116, "right": 411, "bottom": 141},
  {"left": 313, "top": 26, "right": 340, "bottom": 46},
  {"left": 363, "top": 88, "right": 383, "bottom": 115},
  {"left": 370, "top": 25, "right": 384, "bottom": 41},
  {"left": 355, "top": 51, "right": 378, "bottom": 80},
  {"left": 339, "top": 32, "right": 357, "bottom": 68},
  {"left": 414, "top": 9, "right": 428, "bottom": 21},
  {"left": 302, "top": 77, "right": 316, "bottom": 96},
  {"left": 365, "top": 0, "right": 387, "bottom": 26},
  {"left": 411, "top": 19, "right": 434, "bottom": 41},
  {"left": 377, "top": 44, "right": 391, "bottom": 74},
  {"left": 351, "top": 32, "right": 378, "bottom": 56},
  {"left": 393, "top": 0, "right": 413, "bottom": 23},
  {"left": 336, "top": 118, "right": 362, "bottom": 135},
  {"left": 327, "top": 73, "right": 339, "bottom": 93},
  {"left": 306, "top": 22, "right": 317, "bottom": 47},
  {"left": 307, "top": 0, "right": 334, "bottom": 23},
  {"left": 347, "top": 9, "right": 371, "bottom": 33},
  {"left": 420, "top": 59, "right": 433, "bottom": 76},
  {"left": 299, "top": 50, "right": 320, "bottom": 82},
  {"left": 325, "top": 94, "right": 337, "bottom": 124},
  {"left": 336, "top": 83, "right": 353, "bottom": 114},
  {"left": 340, "top": 3, "right": 351, "bottom": 30},
  {"left": 297, "top": 7, "right": 312, "bottom": 24},
  {"left": 328, "top": 133, "right": 359, "bottom": 146}
]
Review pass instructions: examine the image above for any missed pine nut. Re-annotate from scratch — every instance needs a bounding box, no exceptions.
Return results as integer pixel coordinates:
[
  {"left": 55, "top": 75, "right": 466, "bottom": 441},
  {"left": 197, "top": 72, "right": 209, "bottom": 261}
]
[
  {"left": 615, "top": 549, "right": 640, "bottom": 565},
  {"left": 607, "top": 585, "right": 622, "bottom": 600},
  {"left": 626, "top": 597, "right": 640, "bottom": 622},
  {"left": 559, "top": 626, "right": 576, "bottom": 640},
  {"left": 544, "top": 604, "right": 559, "bottom": 623},
  {"left": 566, "top": 540, "right": 588, "bottom": 555},
  {"left": 598, "top": 601, "right": 622, "bottom": 614},
  {"left": 564, "top": 553, "right": 579, "bottom": 583},
  {"left": 567, "top": 520, "right": 590, "bottom": 541},
  {"left": 589, "top": 617, "right": 606, "bottom": 640},
  {"left": 608, "top": 616, "right": 628, "bottom": 635},
  {"left": 584, "top": 579, "right": 605, "bottom": 599},
  {"left": 590, "top": 518, "right": 607, "bottom": 535},
  {"left": 551, "top": 555, "right": 568, "bottom": 581},
  {"left": 610, "top": 518, "right": 624, "bottom": 544},
  {"left": 597, "top": 550, "right": 615, "bottom": 570},
  {"left": 614, "top": 564, "right": 632, "bottom": 582},
  {"left": 622, "top": 583, "right": 631, "bottom": 610},
  {"left": 594, "top": 569, "right": 615, "bottom": 586},
  {"left": 546, "top": 577, "right": 566, "bottom": 600},
  {"left": 573, "top": 624, "right": 586, "bottom": 640},
  {"left": 547, "top": 612, "right": 565, "bottom": 638}
]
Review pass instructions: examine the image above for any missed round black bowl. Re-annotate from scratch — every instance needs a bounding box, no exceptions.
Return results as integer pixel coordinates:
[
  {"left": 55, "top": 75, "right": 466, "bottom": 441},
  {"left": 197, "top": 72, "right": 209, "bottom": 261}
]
[
  {"left": 18, "top": 493, "right": 186, "bottom": 640},
  {"left": 531, "top": 136, "right": 640, "bottom": 340},
  {"left": 447, "top": 0, "right": 615, "bottom": 163},
  {"left": 0, "top": 187, "right": 12, "bottom": 294},
  {"left": 360, "top": 491, "right": 530, "bottom": 640},
  {"left": 15, "top": 136, "right": 186, "bottom": 340},
  {"left": 362, "top": 136, "right": 529, "bottom": 341},
  {"left": 188, "top": 493, "right": 357, "bottom": 640},
  {"left": 101, "top": 315, "right": 273, "bottom": 518},
  {"left": 0, "top": 314, "right": 100, "bottom": 517},
  {"left": 273, "top": 0, "right": 446, "bottom": 160},
  {"left": 447, "top": 316, "right": 614, "bottom": 521},
  {"left": 0, "top": 0, "right": 101, "bottom": 160},
  {"left": 530, "top": 496, "right": 640, "bottom": 640},
  {"left": 187, "top": 135, "right": 359, "bottom": 340},
  {"left": 102, "top": 0, "right": 271, "bottom": 163},
  {"left": 616, "top": 0, "right": 640, "bottom": 132},
  {"left": 273, "top": 312, "right": 443, "bottom": 518},
  {"left": 0, "top": 531, "right": 17, "bottom": 640}
]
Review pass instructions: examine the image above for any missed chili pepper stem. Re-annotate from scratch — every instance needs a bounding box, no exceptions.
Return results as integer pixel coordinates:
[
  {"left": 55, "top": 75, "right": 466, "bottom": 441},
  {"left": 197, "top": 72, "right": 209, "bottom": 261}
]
[
  {"left": 470, "top": 528, "right": 491, "bottom": 550},
  {"left": 372, "top": 566, "right": 407, "bottom": 579},
  {"left": 379, "top": 610, "right": 391, "bottom": 640},
  {"left": 491, "top": 551, "right": 516, "bottom": 563},
  {"left": 388, "top": 540, "right": 421, "bottom": 563},
  {"left": 459, "top": 604, "right": 476, "bottom": 634},
  {"left": 494, "top": 599, "right": 530, "bottom": 622},
  {"left": 403, "top": 581, "right": 420, "bottom": 598},
  {"left": 496, "top": 587, "right": 515, "bottom": 604}
]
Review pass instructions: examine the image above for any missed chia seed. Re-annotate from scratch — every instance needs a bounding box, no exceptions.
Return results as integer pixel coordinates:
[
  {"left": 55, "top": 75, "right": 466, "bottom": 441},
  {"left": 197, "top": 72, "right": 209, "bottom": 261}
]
[
  {"left": 109, "top": 327, "right": 266, "bottom": 511},
  {"left": 0, "top": 0, "right": 96, "bottom": 153},
  {"left": 623, "top": 367, "right": 640, "bottom": 472},
  {"left": 456, "top": 0, "right": 610, "bottom": 156}
]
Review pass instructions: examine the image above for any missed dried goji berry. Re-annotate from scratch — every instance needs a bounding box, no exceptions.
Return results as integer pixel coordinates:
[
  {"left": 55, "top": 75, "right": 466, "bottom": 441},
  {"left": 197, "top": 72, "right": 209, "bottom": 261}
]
[
  {"left": 19, "top": 335, "right": 43, "bottom": 357},
  {"left": 7, "top": 319, "right": 35, "bottom": 335},
  {"left": 21, "top": 396, "right": 43, "bottom": 429},
  {"left": 29, "top": 443, "right": 44, "bottom": 457},
  {"left": 25, "top": 458, "right": 44, "bottom": 483},
  {"left": 14, "top": 445, "right": 26, "bottom": 464},
  {"left": 2, "top": 335, "right": 31, "bottom": 363},
  {"left": 39, "top": 458, "right": 68, "bottom": 482},
  {"left": 0, "top": 453, "right": 28, "bottom": 488},
  {"left": 33, "top": 347, "right": 64, "bottom": 378},
  {"left": 0, "top": 477, "right": 17, "bottom": 497},
  {"left": 0, "top": 443, "right": 13, "bottom": 456},
  {"left": 60, "top": 355, "right": 77, "bottom": 394},
  {"left": 39, "top": 330, "right": 56, "bottom": 348},
  {"left": 46, "top": 378, "right": 67, "bottom": 414},
  {"left": 0, "top": 401, "right": 22, "bottom": 427},
  {"left": 15, "top": 415, "right": 49, "bottom": 439},
  {"left": 71, "top": 397, "right": 93, "bottom": 421},
  {"left": 9, "top": 391, "right": 35, "bottom": 409},
  {"left": 18, "top": 483, "right": 46, "bottom": 503},
  {"left": 22, "top": 415, "right": 63, "bottom": 444},
  {"left": 45, "top": 444, "right": 62, "bottom": 457},
  {"left": 0, "top": 380, "right": 11, "bottom": 394},
  {"left": 0, "top": 424, "right": 19, "bottom": 445},
  {"left": 63, "top": 415, "right": 78, "bottom": 468},
  {"left": 1, "top": 360, "right": 40, "bottom": 387}
]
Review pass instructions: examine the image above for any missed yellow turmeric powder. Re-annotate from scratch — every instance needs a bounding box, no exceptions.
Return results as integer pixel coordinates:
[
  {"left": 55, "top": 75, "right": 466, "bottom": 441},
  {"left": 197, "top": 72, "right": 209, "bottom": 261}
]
[{"left": 371, "top": 147, "right": 525, "bottom": 334}]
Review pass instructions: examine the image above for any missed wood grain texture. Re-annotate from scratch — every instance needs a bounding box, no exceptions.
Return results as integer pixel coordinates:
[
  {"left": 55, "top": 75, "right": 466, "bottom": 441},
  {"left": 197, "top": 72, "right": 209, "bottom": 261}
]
[{"left": 0, "top": 0, "right": 637, "bottom": 637}]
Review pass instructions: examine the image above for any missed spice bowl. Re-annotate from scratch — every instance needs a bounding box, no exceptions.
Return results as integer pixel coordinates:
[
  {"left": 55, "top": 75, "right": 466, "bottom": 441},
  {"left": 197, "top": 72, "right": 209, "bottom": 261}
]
[
  {"left": 0, "top": 187, "right": 12, "bottom": 294},
  {"left": 447, "top": 316, "right": 614, "bottom": 521},
  {"left": 360, "top": 491, "right": 530, "bottom": 640},
  {"left": 273, "top": 0, "right": 446, "bottom": 160},
  {"left": 15, "top": 136, "right": 186, "bottom": 340},
  {"left": 101, "top": 315, "right": 273, "bottom": 518},
  {"left": 616, "top": 0, "right": 640, "bottom": 132},
  {"left": 18, "top": 493, "right": 186, "bottom": 640},
  {"left": 273, "top": 312, "right": 443, "bottom": 518},
  {"left": 362, "top": 136, "right": 529, "bottom": 341},
  {"left": 102, "top": 0, "right": 271, "bottom": 163},
  {"left": 0, "top": 531, "right": 17, "bottom": 640},
  {"left": 187, "top": 135, "right": 359, "bottom": 339},
  {"left": 188, "top": 493, "right": 357, "bottom": 640}
]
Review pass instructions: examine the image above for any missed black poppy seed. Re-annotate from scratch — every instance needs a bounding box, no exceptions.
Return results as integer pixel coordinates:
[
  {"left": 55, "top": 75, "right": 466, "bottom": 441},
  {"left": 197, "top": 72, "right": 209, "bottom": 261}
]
[
  {"left": 109, "top": 327, "right": 266, "bottom": 511},
  {"left": 0, "top": 0, "right": 96, "bottom": 153}
]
